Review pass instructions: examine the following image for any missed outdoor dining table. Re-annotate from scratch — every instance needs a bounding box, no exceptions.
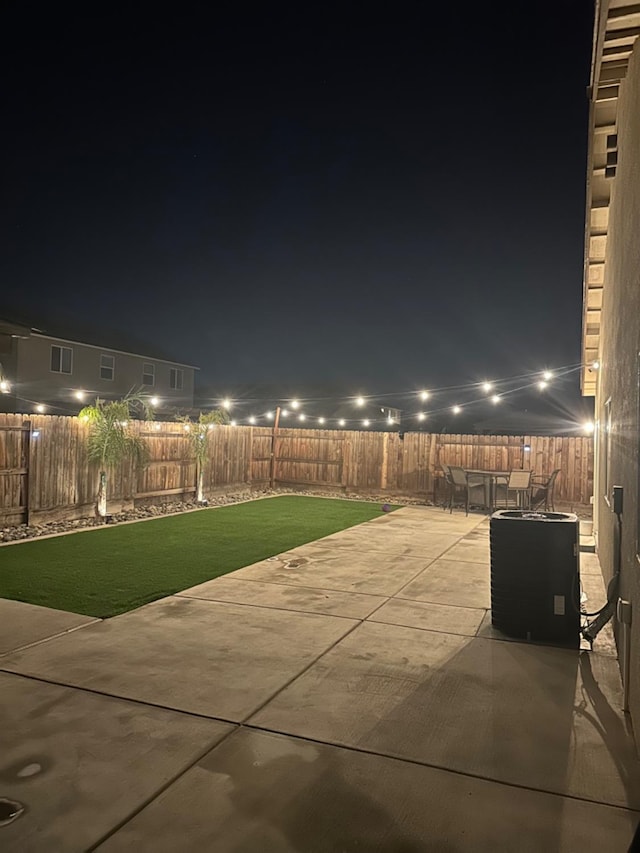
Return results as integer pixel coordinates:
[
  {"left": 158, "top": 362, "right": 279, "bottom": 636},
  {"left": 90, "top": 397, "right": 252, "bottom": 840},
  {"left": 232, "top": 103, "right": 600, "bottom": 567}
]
[{"left": 464, "top": 469, "right": 511, "bottom": 513}]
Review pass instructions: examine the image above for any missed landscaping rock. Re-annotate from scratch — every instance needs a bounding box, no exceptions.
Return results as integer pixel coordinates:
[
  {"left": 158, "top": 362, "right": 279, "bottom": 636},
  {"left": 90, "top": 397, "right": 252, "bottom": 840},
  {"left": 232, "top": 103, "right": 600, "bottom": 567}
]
[{"left": 0, "top": 489, "right": 430, "bottom": 544}]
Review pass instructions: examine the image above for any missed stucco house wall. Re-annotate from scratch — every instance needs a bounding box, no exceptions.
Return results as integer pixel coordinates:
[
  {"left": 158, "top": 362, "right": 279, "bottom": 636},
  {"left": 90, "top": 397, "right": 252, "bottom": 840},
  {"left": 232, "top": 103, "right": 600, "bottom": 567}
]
[{"left": 588, "top": 8, "right": 640, "bottom": 734}]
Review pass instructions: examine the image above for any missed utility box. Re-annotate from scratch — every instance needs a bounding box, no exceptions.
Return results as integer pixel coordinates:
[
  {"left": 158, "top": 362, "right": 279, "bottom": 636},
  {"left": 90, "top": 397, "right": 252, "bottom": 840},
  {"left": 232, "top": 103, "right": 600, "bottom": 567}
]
[{"left": 490, "top": 510, "right": 580, "bottom": 647}]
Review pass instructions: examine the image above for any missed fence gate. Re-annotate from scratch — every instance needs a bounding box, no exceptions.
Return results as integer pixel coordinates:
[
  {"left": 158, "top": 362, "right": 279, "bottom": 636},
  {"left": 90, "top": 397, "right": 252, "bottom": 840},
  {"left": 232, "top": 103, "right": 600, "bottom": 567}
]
[{"left": 0, "top": 420, "right": 31, "bottom": 527}]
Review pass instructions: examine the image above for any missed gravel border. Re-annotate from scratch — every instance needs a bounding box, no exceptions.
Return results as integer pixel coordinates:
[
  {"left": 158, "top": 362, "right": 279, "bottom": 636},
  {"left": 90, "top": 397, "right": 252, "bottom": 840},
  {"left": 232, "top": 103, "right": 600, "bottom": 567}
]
[{"left": 0, "top": 488, "right": 430, "bottom": 545}]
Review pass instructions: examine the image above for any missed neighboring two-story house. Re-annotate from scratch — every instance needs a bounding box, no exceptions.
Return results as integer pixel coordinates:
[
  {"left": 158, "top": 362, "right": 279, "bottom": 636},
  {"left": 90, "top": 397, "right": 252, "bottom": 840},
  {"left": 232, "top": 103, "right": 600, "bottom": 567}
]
[{"left": 0, "top": 318, "right": 198, "bottom": 414}]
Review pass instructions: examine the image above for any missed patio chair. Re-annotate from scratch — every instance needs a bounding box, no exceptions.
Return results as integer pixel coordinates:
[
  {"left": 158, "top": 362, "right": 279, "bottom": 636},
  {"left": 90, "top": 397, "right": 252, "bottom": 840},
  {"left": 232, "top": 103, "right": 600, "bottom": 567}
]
[
  {"left": 447, "top": 465, "right": 471, "bottom": 515},
  {"left": 494, "top": 470, "right": 532, "bottom": 509},
  {"left": 530, "top": 469, "right": 560, "bottom": 511},
  {"left": 438, "top": 463, "right": 452, "bottom": 509},
  {"left": 465, "top": 470, "right": 487, "bottom": 510}
]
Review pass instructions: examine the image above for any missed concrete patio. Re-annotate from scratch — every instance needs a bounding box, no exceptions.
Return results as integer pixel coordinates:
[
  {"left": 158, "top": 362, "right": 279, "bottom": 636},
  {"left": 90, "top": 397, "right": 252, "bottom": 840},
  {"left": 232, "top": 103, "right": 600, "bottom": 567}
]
[{"left": 0, "top": 505, "right": 638, "bottom": 851}]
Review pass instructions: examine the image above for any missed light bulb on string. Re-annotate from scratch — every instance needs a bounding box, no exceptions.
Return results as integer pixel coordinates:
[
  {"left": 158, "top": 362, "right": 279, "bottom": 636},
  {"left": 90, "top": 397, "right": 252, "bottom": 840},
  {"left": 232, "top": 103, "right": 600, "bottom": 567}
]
[
  {"left": 355, "top": 396, "right": 366, "bottom": 407},
  {"left": 542, "top": 371, "right": 553, "bottom": 381},
  {"left": 338, "top": 419, "right": 345, "bottom": 426},
  {"left": 248, "top": 416, "right": 256, "bottom": 424},
  {"left": 417, "top": 412, "right": 426, "bottom": 421},
  {"left": 491, "top": 395, "right": 501, "bottom": 404},
  {"left": 452, "top": 405, "right": 461, "bottom": 414},
  {"left": 482, "top": 382, "right": 493, "bottom": 393},
  {"left": 291, "top": 400, "right": 300, "bottom": 410},
  {"left": 363, "top": 419, "right": 370, "bottom": 427},
  {"left": 298, "top": 413, "right": 306, "bottom": 421},
  {"left": 538, "top": 381, "right": 548, "bottom": 391},
  {"left": 420, "top": 390, "right": 430, "bottom": 401},
  {"left": 318, "top": 417, "right": 325, "bottom": 424},
  {"left": 221, "top": 398, "right": 232, "bottom": 410}
]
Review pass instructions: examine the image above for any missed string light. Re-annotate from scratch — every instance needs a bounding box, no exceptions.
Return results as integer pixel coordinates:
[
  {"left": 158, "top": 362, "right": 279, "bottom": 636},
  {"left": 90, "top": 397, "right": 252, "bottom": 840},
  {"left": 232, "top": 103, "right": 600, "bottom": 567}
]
[
  {"left": 6, "top": 360, "right": 590, "bottom": 430},
  {"left": 592, "top": 361, "right": 600, "bottom": 370},
  {"left": 210, "top": 363, "right": 579, "bottom": 428},
  {"left": 192, "top": 361, "right": 583, "bottom": 429},
  {"left": 230, "top": 419, "right": 237, "bottom": 426},
  {"left": 584, "top": 421, "right": 595, "bottom": 434},
  {"left": 363, "top": 419, "right": 370, "bottom": 427},
  {"left": 299, "top": 413, "right": 306, "bottom": 421}
]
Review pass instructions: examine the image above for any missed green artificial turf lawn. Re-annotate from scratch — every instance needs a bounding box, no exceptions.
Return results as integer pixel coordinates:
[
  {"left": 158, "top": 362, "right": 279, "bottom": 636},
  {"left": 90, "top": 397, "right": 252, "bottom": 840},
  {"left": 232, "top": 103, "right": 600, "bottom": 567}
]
[{"left": 0, "top": 496, "right": 398, "bottom": 618}]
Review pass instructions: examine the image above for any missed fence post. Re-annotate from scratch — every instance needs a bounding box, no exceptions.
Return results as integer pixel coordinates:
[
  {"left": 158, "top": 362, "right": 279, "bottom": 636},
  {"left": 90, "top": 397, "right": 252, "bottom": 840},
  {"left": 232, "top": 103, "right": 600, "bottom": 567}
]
[
  {"left": 246, "top": 426, "right": 253, "bottom": 486},
  {"left": 23, "top": 419, "right": 32, "bottom": 526},
  {"left": 269, "top": 406, "right": 281, "bottom": 489},
  {"left": 381, "top": 433, "right": 389, "bottom": 490}
]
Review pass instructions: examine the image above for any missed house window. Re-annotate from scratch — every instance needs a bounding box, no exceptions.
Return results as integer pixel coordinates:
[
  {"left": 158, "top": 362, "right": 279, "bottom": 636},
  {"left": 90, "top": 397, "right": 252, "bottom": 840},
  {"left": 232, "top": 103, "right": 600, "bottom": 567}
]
[
  {"left": 170, "top": 367, "right": 183, "bottom": 390},
  {"left": 142, "top": 363, "right": 155, "bottom": 386},
  {"left": 51, "top": 345, "right": 72, "bottom": 374},
  {"left": 100, "top": 354, "right": 115, "bottom": 381}
]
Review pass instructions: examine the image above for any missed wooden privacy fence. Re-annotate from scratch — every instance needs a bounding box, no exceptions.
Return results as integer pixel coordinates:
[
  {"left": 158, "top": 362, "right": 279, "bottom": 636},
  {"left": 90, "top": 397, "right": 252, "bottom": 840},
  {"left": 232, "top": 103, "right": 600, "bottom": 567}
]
[
  {"left": 0, "top": 414, "right": 593, "bottom": 526},
  {"left": 259, "top": 428, "right": 593, "bottom": 504}
]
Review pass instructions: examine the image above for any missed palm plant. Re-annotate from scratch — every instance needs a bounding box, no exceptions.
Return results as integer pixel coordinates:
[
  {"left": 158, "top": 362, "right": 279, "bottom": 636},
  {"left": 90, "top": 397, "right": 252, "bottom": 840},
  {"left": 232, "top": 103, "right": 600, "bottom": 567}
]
[
  {"left": 79, "top": 394, "right": 152, "bottom": 518},
  {"left": 180, "top": 410, "right": 229, "bottom": 504}
]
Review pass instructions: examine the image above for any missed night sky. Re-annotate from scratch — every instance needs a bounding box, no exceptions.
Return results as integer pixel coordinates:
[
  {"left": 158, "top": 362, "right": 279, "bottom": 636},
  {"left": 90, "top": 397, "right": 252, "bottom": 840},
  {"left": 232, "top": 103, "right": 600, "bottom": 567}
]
[{"left": 2, "top": 3, "right": 595, "bottom": 428}]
